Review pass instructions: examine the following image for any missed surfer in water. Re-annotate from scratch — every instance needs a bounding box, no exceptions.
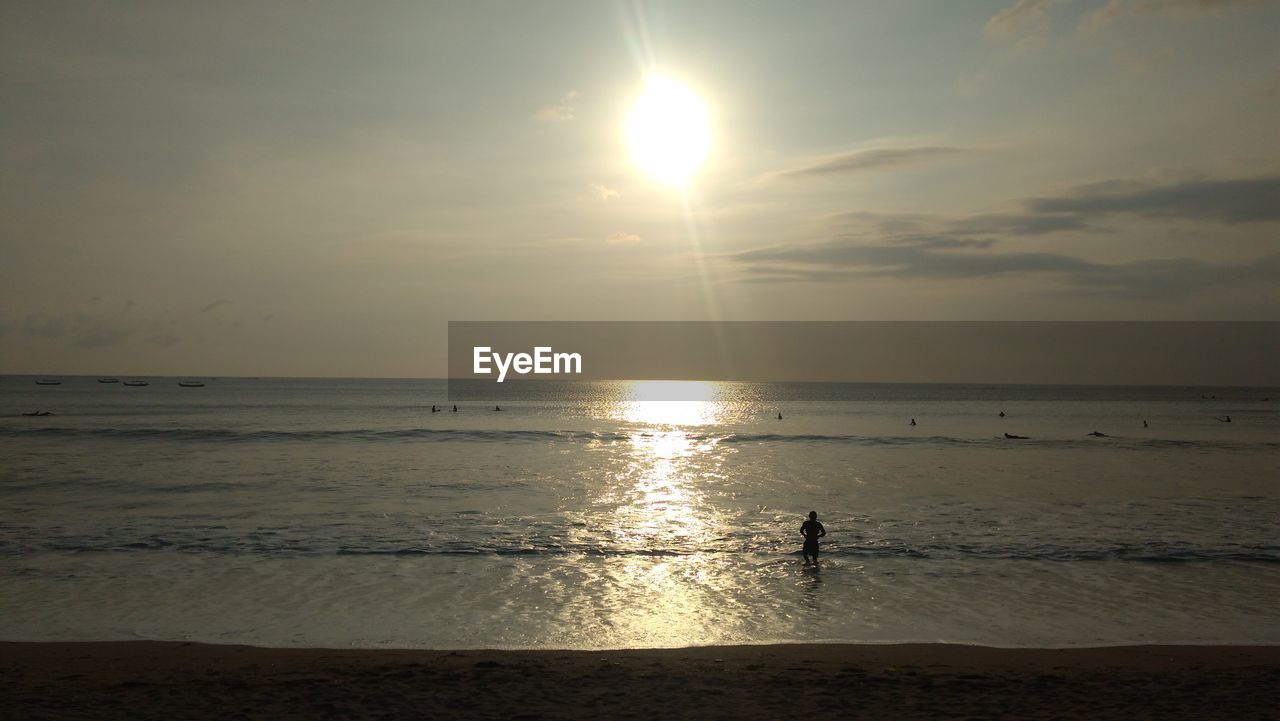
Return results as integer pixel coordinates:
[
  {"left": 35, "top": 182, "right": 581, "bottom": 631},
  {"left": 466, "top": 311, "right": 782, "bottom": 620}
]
[{"left": 801, "top": 511, "right": 826, "bottom": 566}]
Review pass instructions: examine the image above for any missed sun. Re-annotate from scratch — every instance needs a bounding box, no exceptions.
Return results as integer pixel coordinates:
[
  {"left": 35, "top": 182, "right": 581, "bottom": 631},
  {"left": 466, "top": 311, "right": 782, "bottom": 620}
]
[{"left": 627, "top": 75, "right": 711, "bottom": 187}]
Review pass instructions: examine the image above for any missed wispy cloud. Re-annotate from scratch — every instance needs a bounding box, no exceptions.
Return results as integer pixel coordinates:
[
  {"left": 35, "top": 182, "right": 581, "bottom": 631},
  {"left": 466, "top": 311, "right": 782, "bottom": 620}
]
[
  {"left": 587, "top": 182, "right": 619, "bottom": 200},
  {"left": 728, "top": 239, "right": 1279, "bottom": 298},
  {"left": 1082, "top": 0, "right": 1269, "bottom": 32},
  {"left": 534, "top": 90, "right": 579, "bottom": 122},
  {"left": 21, "top": 309, "right": 180, "bottom": 349},
  {"left": 726, "top": 174, "right": 1280, "bottom": 298},
  {"left": 778, "top": 146, "right": 973, "bottom": 179},
  {"left": 1024, "top": 176, "right": 1280, "bottom": 224},
  {"left": 732, "top": 240, "right": 1096, "bottom": 279},
  {"left": 985, "top": 0, "right": 1059, "bottom": 37},
  {"left": 835, "top": 210, "right": 1092, "bottom": 239},
  {"left": 200, "top": 299, "right": 232, "bottom": 313},
  {"left": 606, "top": 231, "right": 641, "bottom": 244}
]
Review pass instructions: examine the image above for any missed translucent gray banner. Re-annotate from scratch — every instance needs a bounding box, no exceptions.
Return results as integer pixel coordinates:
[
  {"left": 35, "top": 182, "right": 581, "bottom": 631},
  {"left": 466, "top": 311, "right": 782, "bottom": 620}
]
[{"left": 447, "top": 321, "right": 1279, "bottom": 400}]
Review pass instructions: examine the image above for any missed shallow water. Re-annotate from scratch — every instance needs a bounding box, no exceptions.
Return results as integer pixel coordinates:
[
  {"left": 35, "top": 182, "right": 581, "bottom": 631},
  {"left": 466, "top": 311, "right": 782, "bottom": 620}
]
[{"left": 1, "top": 377, "right": 1277, "bottom": 648}]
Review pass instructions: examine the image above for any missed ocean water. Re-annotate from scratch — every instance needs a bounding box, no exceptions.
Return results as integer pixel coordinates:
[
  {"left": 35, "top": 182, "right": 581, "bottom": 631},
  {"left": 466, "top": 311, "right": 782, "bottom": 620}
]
[{"left": 1, "top": 376, "right": 1277, "bottom": 649}]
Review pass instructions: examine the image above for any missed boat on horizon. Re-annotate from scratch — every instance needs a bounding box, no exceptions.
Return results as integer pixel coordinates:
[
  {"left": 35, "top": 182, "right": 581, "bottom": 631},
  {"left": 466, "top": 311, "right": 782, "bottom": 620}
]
[
  {"left": 34, "top": 379, "right": 61, "bottom": 386},
  {"left": 98, "top": 378, "right": 120, "bottom": 383},
  {"left": 178, "top": 381, "right": 206, "bottom": 388},
  {"left": 123, "top": 380, "right": 150, "bottom": 387}
]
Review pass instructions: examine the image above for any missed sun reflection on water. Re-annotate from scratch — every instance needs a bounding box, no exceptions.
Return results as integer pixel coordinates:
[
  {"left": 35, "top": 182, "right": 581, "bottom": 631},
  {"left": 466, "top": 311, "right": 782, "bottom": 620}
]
[
  {"left": 616, "top": 380, "right": 724, "bottom": 427},
  {"left": 582, "top": 380, "right": 754, "bottom": 645}
]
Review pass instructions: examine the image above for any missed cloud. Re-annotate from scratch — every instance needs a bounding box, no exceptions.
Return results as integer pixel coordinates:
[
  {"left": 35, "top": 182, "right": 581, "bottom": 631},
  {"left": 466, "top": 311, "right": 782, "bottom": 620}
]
[
  {"left": 778, "top": 146, "right": 973, "bottom": 179},
  {"left": 950, "top": 212, "right": 1094, "bottom": 235},
  {"left": 727, "top": 239, "right": 1280, "bottom": 298},
  {"left": 23, "top": 313, "right": 70, "bottom": 340},
  {"left": 836, "top": 210, "right": 1092, "bottom": 239},
  {"left": 827, "top": 176, "right": 1277, "bottom": 256},
  {"left": 20, "top": 310, "right": 180, "bottom": 349},
  {"left": 587, "top": 182, "right": 619, "bottom": 200},
  {"left": 73, "top": 325, "right": 135, "bottom": 349},
  {"left": 534, "top": 90, "right": 579, "bottom": 122},
  {"left": 1023, "top": 176, "right": 1280, "bottom": 224},
  {"left": 985, "top": 0, "right": 1058, "bottom": 36},
  {"left": 725, "top": 173, "right": 1280, "bottom": 298},
  {"left": 606, "top": 232, "right": 641, "bottom": 244},
  {"left": 200, "top": 299, "right": 232, "bottom": 313},
  {"left": 732, "top": 240, "right": 1097, "bottom": 280},
  {"left": 1082, "top": 0, "right": 1268, "bottom": 32}
]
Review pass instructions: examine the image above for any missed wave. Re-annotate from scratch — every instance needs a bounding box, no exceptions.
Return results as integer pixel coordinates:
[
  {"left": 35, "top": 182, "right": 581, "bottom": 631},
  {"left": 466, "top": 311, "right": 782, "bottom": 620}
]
[
  {"left": 2, "top": 425, "right": 1275, "bottom": 451},
  {"left": 5, "top": 535, "right": 1277, "bottom": 564},
  {"left": 0, "top": 426, "right": 629, "bottom": 443}
]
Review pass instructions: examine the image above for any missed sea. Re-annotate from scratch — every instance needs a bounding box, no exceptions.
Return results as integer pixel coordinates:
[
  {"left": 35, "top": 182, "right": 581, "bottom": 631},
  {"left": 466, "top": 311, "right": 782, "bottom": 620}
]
[{"left": 1, "top": 376, "right": 1277, "bottom": 649}]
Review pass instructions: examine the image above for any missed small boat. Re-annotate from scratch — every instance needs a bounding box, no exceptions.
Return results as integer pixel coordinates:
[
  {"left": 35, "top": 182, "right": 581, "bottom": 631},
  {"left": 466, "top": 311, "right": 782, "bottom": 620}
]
[
  {"left": 22, "top": 411, "right": 53, "bottom": 417},
  {"left": 34, "top": 379, "right": 61, "bottom": 386},
  {"left": 178, "top": 381, "right": 205, "bottom": 388},
  {"left": 123, "top": 380, "right": 150, "bottom": 387},
  {"left": 98, "top": 378, "right": 120, "bottom": 383}
]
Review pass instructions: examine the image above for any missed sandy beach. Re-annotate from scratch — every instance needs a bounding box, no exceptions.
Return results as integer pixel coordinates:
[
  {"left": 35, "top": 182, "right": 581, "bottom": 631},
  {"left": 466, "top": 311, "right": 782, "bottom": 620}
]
[{"left": 2, "top": 642, "right": 1276, "bottom": 720}]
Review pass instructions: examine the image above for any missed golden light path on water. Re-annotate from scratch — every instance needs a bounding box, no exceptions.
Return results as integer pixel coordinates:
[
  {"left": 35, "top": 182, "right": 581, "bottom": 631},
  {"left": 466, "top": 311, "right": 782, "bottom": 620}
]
[{"left": 578, "top": 381, "right": 761, "bottom": 646}]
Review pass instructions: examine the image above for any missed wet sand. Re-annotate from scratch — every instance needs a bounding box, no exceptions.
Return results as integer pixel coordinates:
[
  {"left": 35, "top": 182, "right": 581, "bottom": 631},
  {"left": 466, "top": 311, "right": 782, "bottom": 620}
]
[{"left": 2, "top": 641, "right": 1277, "bottom": 720}]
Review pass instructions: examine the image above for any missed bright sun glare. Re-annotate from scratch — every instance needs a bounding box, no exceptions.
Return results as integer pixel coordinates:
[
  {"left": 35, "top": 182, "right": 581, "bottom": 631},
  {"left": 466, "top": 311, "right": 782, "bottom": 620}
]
[{"left": 627, "top": 75, "right": 711, "bottom": 187}]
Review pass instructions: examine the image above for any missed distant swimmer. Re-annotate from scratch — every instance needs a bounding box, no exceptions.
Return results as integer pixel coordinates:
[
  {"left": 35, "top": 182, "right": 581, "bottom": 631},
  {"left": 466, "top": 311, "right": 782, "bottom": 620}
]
[
  {"left": 777, "top": 412, "right": 783, "bottom": 420},
  {"left": 495, "top": 405, "right": 502, "bottom": 411},
  {"left": 21, "top": 411, "right": 52, "bottom": 417},
  {"left": 1004, "top": 433, "right": 1028, "bottom": 439},
  {"left": 910, "top": 418, "right": 916, "bottom": 426},
  {"left": 431, "top": 405, "right": 439, "bottom": 413},
  {"left": 999, "top": 411, "right": 1006, "bottom": 418},
  {"left": 1215, "top": 415, "right": 1231, "bottom": 423},
  {"left": 1087, "top": 431, "right": 1108, "bottom": 437},
  {"left": 452, "top": 405, "right": 458, "bottom": 412},
  {"left": 800, "top": 511, "right": 826, "bottom": 566},
  {"left": 1143, "top": 420, "right": 1148, "bottom": 428}
]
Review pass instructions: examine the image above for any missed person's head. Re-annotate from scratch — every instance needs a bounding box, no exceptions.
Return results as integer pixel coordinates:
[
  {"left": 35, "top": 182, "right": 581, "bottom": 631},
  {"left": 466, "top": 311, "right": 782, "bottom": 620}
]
[{"left": 808, "top": 511, "right": 817, "bottom": 520}]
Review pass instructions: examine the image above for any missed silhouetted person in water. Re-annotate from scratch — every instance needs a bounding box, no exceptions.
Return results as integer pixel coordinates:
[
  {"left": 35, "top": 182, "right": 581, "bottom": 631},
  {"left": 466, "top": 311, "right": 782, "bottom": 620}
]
[
  {"left": 1087, "top": 431, "right": 1108, "bottom": 437},
  {"left": 801, "top": 511, "right": 826, "bottom": 566},
  {"left": 452, "top": 405, "right": 458, "bottom": 412},
  {"left": 431, "top": 405, "right": 439, "bottom": 413},
  {"left": 910, "top": 418, "right": 916, "bottom": 426},
  {"left": 495, "top": 405, "right": 502, "bottom": 411},
  {"left": 777, "top": 412, "right": 783, "bottom": 420},
  {"left": 999, "top": 411, "right": 1005, "bottom": 418},
  {"left": 1004, "top": 433, "right": 1028, "bottom": 439},
  {"left": 1143, "top": 420, "right": 1148, "bottom": 428},
  {"left": 1216, "top": 415, "right": 1231, "bottom": 423}
]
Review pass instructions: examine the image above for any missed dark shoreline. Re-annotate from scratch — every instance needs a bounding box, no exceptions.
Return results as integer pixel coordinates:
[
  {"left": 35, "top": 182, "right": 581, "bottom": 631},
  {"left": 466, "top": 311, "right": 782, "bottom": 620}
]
[{"left": 2, "top": 641, "right": 1277, "bottom": 720}]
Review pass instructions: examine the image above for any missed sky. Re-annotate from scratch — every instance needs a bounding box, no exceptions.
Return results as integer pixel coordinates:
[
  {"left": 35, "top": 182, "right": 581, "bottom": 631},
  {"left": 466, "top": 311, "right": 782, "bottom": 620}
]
[{"left": 1, "top": 1, "right": 1277, "bottom": 378}]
